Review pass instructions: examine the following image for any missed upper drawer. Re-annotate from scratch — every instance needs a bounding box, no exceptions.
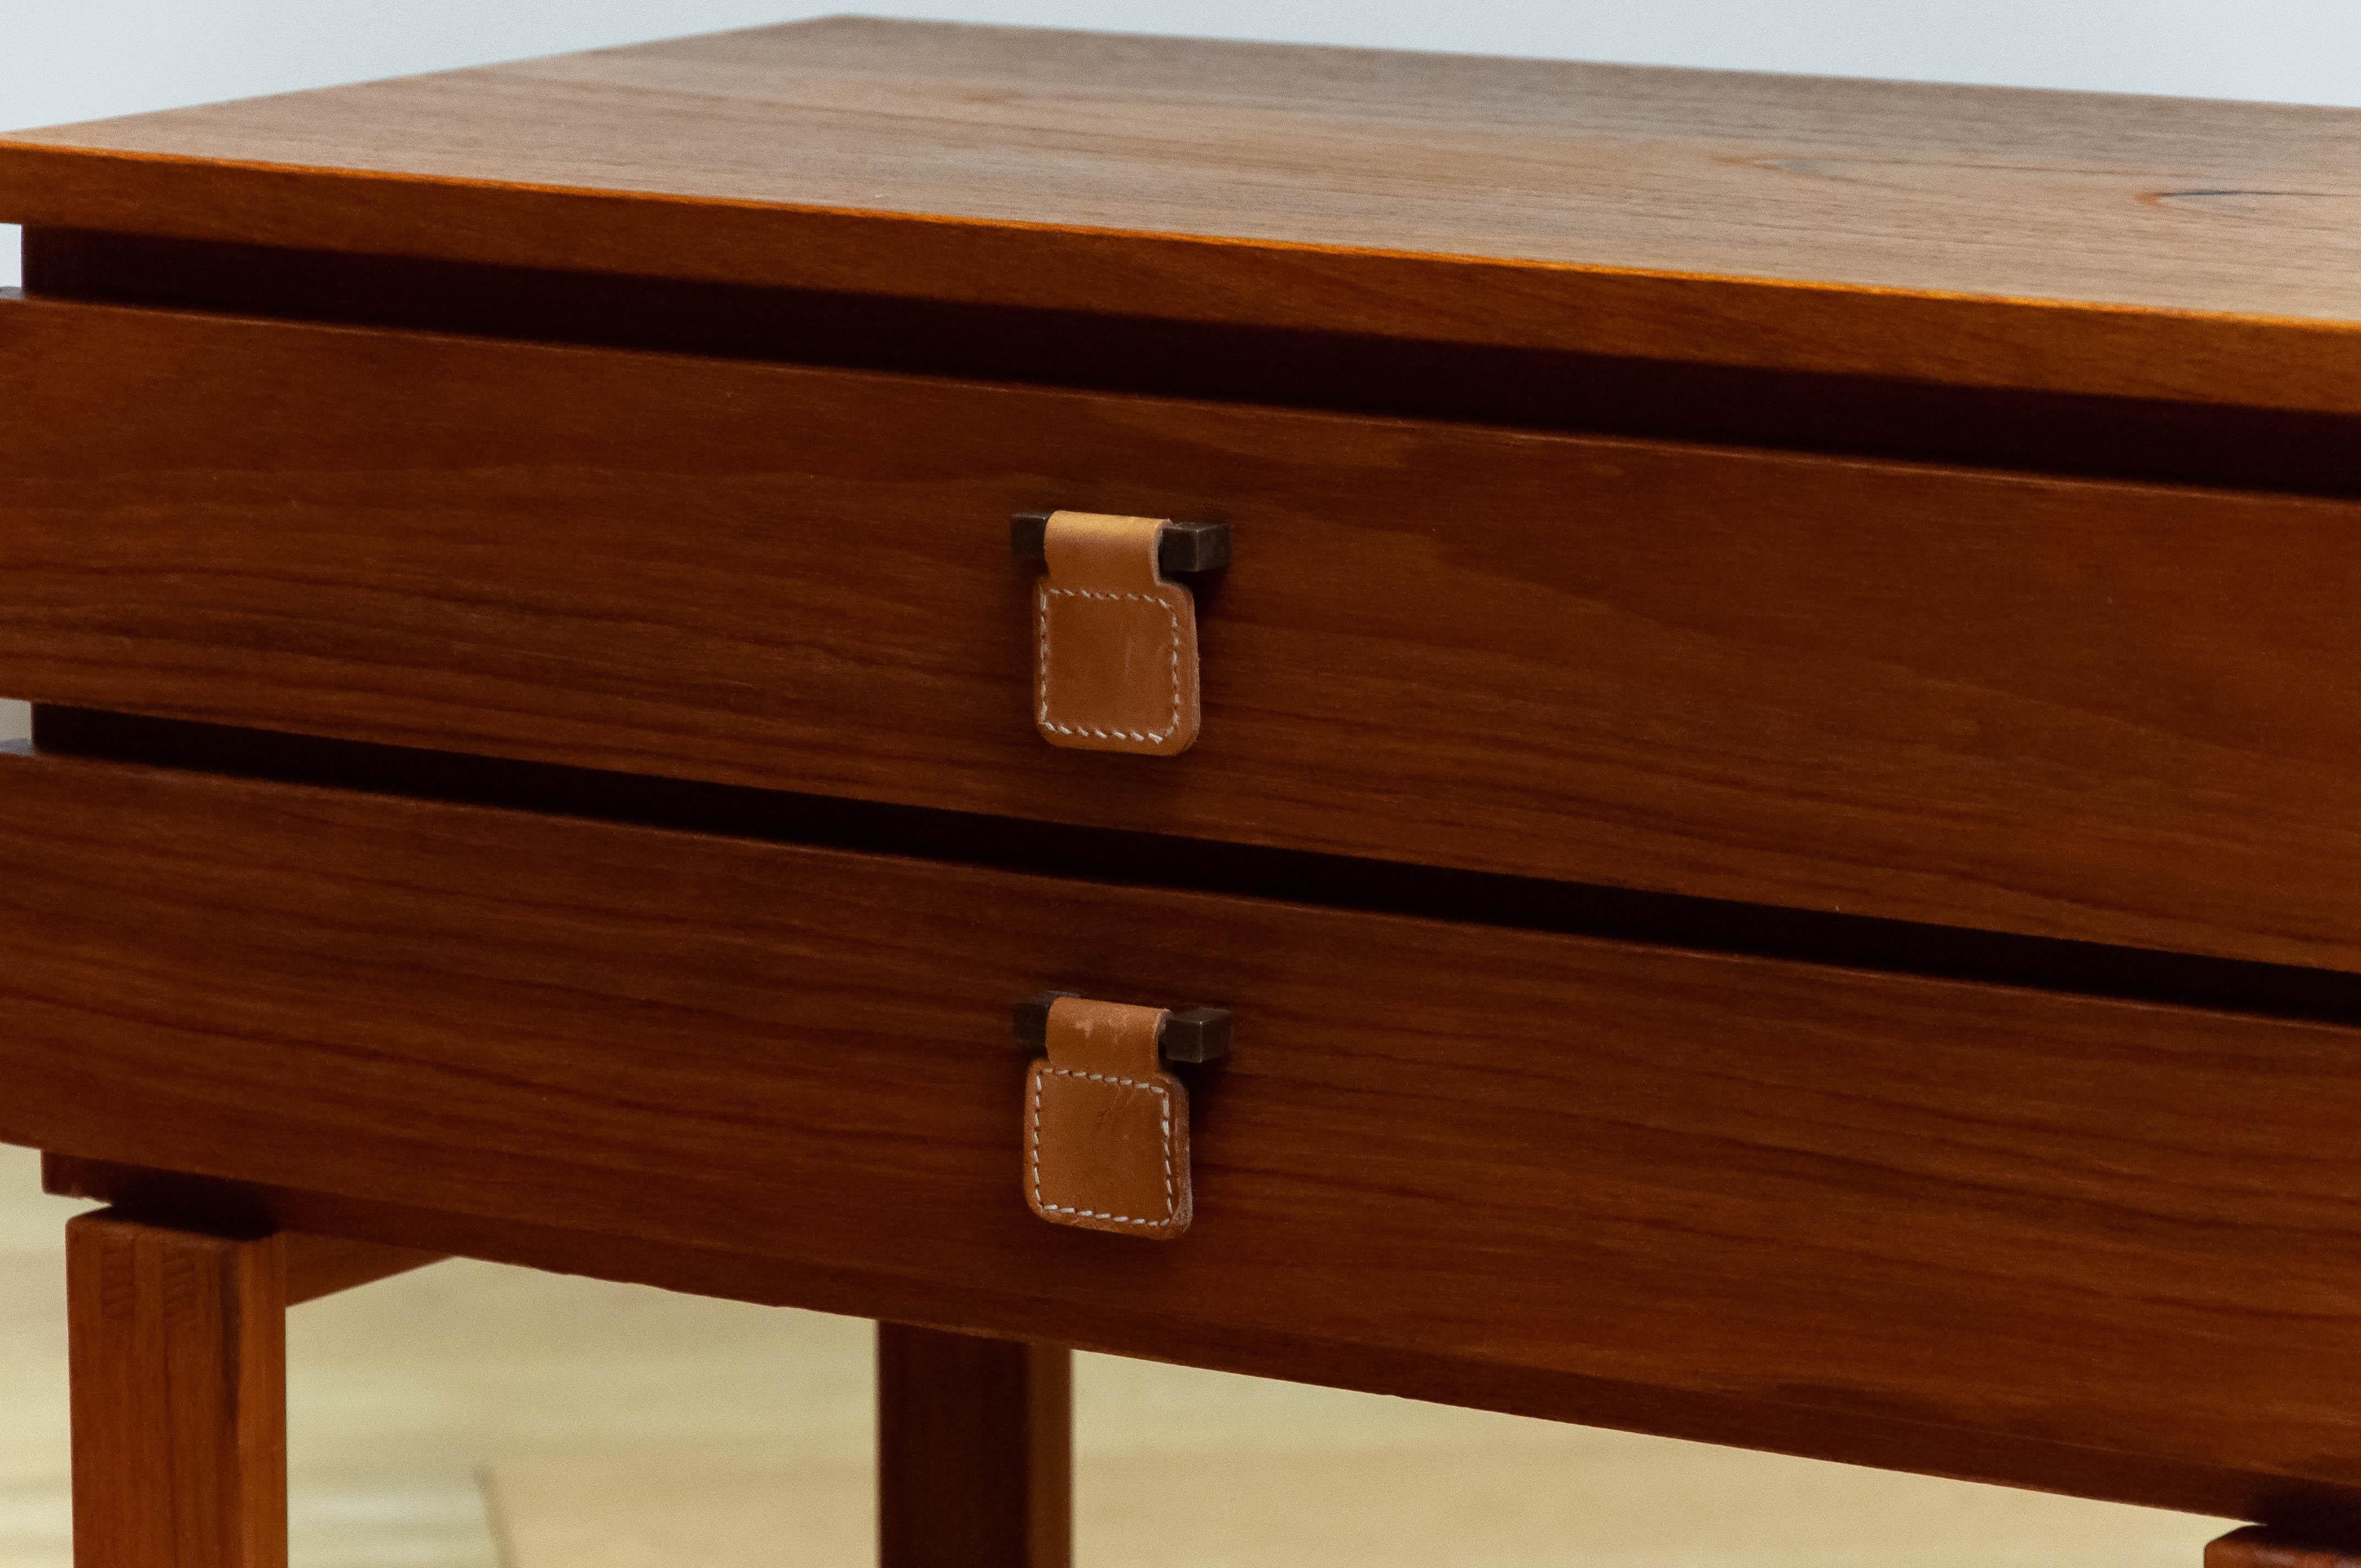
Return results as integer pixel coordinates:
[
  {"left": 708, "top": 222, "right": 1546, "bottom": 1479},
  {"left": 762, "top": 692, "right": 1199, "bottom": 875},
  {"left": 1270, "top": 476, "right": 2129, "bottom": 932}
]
[{"left": 5, "top": 296, "right": 2359, "bottom": 971}]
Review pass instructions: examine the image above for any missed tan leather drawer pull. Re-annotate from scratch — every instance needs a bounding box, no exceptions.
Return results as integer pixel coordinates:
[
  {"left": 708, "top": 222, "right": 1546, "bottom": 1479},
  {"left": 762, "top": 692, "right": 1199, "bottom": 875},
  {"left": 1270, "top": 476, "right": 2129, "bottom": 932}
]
[
  {"left": 1015, "top": 510, "right": 1229, "bottom": 756},
  {"left": 1015, "top": 993, "right": 1232, "bottom": 1240}
]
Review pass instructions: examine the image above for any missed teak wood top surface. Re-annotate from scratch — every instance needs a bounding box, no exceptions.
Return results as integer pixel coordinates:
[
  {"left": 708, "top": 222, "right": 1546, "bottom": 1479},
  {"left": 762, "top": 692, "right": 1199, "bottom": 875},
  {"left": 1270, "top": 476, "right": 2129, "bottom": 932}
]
[{"left": 7, "top": 16, "right": 2361, "bottom": 412}]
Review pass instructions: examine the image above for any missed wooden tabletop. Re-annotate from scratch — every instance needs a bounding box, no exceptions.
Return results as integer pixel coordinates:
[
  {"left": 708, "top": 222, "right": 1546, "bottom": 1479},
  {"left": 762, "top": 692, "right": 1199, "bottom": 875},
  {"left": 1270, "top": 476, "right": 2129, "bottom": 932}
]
[{"left": 6, "top": 16, "right": 2361, "bottom": 412}]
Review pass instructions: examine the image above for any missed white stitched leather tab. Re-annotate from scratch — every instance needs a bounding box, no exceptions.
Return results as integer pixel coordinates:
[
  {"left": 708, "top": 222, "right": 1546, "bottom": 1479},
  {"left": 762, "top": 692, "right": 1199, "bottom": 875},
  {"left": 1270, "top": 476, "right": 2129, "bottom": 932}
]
[
  {"left": 1024, "top": 997, "right": 1193, "bottom": 1240},
  {"left": 1027, "top": 1068, "right": 1177, "bottom": 1227},
  {"left": 1031, "top": 512, "right": 1201, "bottom": 756}
]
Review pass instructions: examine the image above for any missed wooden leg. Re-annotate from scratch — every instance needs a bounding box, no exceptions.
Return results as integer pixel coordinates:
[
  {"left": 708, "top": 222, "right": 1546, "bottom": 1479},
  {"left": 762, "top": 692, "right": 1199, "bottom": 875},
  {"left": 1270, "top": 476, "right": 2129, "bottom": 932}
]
[
  {"left": 67, "top": 1208, "right": 289, "bottom": 1568},
  {"left": 877, "top": 1322, "right": 1071, "bottom": 1568},
  {"left": 2211, "top": 1528, "right": 2361, "bottom": 1567}
]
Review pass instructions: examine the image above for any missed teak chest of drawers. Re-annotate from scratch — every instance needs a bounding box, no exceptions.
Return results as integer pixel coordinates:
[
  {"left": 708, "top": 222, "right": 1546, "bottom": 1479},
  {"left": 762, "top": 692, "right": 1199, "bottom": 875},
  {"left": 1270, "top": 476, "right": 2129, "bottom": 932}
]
[{"left": 5, "top": 17, "right": 2361, "bottom": 1568}]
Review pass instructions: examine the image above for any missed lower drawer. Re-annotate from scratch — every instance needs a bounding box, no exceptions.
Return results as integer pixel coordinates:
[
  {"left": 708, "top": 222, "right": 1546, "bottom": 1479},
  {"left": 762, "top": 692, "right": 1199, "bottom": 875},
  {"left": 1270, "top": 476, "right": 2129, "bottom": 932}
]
[{"left": 1, "top": 747, "right": 2357, "bottom": 1521}]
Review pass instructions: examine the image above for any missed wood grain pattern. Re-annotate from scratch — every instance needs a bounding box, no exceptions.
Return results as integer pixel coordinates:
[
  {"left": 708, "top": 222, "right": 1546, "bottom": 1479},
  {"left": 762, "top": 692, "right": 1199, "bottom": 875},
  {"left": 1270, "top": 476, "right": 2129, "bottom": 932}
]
[
  {"left": 6, "top": 18, "right": 2361, "bottom": 412},
  {"left": 10, "top": 750, "right": 2361, "bottom": 1525},
  {"left": 7, "top": 295, "right": 2361, "bottom": 973},
  {"left": 67, "top": 1210, "right": 287, "bottom": 1568},
  {"left": 877, "top": 1325, "right": 1070, "bottom": 1568}
]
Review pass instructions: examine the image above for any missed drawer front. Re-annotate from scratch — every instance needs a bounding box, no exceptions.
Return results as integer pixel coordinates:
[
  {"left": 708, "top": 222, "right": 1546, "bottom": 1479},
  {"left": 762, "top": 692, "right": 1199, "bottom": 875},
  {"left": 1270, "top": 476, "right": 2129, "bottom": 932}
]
[
  {"left": 5, "top": 297, "right": 2361, "bottom": 971},
  {"left": 3, "top": 749, "right": 2360, "bottom": 1518}
]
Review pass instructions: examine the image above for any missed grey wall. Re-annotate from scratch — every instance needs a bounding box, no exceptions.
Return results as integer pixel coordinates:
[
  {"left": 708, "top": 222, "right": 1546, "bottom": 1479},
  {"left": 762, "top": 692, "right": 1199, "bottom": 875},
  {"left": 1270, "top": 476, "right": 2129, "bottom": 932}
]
[{"left": 3, "top": 1, "right": 2356, "bottom": 742}]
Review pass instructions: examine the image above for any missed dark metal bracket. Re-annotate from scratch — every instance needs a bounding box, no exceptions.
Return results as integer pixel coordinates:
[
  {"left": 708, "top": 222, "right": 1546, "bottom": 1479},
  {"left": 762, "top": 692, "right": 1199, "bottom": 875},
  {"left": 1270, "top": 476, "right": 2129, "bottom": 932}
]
[
  {"left": 1013, "top": 991, "right": 1233, "bottom": 1065},
  {"left": 1010, "top": 513, "right": 1232, "bottom": 575}
]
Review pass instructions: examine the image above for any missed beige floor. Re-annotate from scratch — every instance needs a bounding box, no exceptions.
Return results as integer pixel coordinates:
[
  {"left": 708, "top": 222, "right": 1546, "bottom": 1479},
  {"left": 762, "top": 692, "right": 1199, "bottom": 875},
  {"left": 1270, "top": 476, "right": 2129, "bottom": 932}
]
[{"left": 0, "top": 1146, "right": 2227, "bottom": 1567}]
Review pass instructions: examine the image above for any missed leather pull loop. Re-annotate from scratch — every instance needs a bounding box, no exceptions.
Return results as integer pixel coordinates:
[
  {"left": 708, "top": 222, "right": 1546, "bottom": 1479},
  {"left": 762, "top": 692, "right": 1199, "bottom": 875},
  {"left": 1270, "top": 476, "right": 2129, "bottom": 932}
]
[
  {"left": 1025, "top": 997, "right": 1193, "bottom": 1240},
  {"left": 1032, "top": 510, "right": 1202, "bottom": 755}
]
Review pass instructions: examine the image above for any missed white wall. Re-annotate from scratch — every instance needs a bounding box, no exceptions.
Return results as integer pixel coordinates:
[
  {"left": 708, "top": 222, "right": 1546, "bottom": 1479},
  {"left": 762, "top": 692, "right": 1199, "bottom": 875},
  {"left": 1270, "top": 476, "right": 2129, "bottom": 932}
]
[{"left": 3, "top": 0, "right": 2358, "bottom": 744}]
